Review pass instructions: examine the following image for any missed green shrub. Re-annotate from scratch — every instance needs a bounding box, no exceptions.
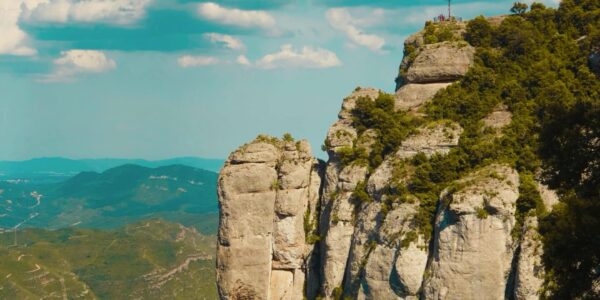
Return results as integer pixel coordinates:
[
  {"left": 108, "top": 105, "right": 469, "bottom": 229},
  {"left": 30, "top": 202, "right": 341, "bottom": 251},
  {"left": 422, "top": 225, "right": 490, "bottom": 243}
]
[
  {"left": 282, "top": 132, "right": 294, "bottom": 142},
  {"left": 351, "top": 93, "right": 421, "bottom": 168},
  {"left": 352, "top": 181, "right": 373, "bottom": 204},
  {"left": 401, "top": 230, "right": 418, "bottom": 249},
  {"left": 465, "top": 16, "right": 494, "bottom": 47},
  {"left": 476, "top": 206, "right": 490, "bottom": 219}
]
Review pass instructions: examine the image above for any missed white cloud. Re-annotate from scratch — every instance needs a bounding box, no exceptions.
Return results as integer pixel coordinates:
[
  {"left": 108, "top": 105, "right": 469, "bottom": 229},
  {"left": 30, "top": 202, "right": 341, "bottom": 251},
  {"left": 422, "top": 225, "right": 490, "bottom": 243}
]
[
  {"left": 21, "top": 0, "right": 151, "bottom": 25},
  {"left": 43, "top": 50, "right": 116, "bottom": 82},
  {"left": 255, "top": 44, "right": 341, "bottom": 69},
  {"left": 204, "top": 33, "right": 245, "bottom": 50},
  {"left": 177, "top": 55, "right": 220, "bottom": 68},
  {"left": 0, "top": 0, "right": 45, "bottom": 56},
  {"left": 326, "top": 8, "right": 386, "bottom": 53},
  {"left": 236, "top": 55, "right": 250, "bottom": 66},
  {"left": 0, "top": 0, "right": 151, "bottom": 56},
  {"left": 197, "top": 2, "right": 276, "bottom": 30}
]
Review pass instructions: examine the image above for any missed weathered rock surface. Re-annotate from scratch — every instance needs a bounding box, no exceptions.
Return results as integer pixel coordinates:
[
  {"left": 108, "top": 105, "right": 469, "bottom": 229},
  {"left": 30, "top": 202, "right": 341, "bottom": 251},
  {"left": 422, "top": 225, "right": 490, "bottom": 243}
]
[
  {"left": 397, "top": 121, "right": 463, "bottom": 159},
  {"left": 345, "top": 121, "right": 463, "bottom": 299},
  {"left": 536, "top": 181, "right": 559, "bottom": 212},
  {"left": 318, "top": 87, "right": 383, "bottom": 298},
  {"left": 325, "top": 88, "right": 380, "bottom": 152},
  {"left": 321, "top": 164, "right": 368, "bottom": 297},
  {"left": 395, "top": 83, "right": 451, "bottom": 112},
  {"left": 423, "top": 164, "right": 520, "bottom": 300},
  {"left": 349, "top": 201, "right": 428, "bottom": 300},
  {"left": 217, "top": 138, "right": 322, "bottom": 300},
  {"left": 405, "top": 42, "right": 475, "bottom": 84},
  {"left": 514, "top": 216, "right": 544, "bottom": 300},
  {"left": 366, "top": 121, "right": 462, "bottom": 199},
  {"left": 483, "top": 104, "right": 513, "bottom": 130}
]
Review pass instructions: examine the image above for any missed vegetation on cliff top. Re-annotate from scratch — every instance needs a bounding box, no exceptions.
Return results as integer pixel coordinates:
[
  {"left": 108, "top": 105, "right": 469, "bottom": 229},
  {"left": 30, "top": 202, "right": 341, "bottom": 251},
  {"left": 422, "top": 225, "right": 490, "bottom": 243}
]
[
  {"left": 429, "top": 1, "right": 600, "bottom": 298},
  {"left": 339, "top": 1, "right": 599, "bottom": 297}
]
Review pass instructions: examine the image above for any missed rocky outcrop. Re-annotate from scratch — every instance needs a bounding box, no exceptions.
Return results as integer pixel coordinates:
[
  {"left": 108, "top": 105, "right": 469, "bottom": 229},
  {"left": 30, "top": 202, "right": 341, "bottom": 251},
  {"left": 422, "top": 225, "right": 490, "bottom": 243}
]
[
  {"left": 319, "top": 87, "right": 380, "bottom": 298},
  {"left": 320, "top": 164, "right": 368, "bottom": 297},
  {"left": 536, "top": 181, "right": 559, "bottom": 212},
  {"left": 394, "top": 34, "right": 474, "bottom": 113},
  {"left": 216, "top": 137, "right": 322, "bottom": 300},
  {"left": 367, "top": 121, "right": 462, "bottom": 200},
  {"left": 423, "top": 164, "right": 520, "bottom": 300},
  {"left": 216, "top": 25, "right": 557, "bottom": 300},
  {"left": 514, "top": 216, "right": 544, "bottom": 300},
  {"left": 397, "top": 121, "right": 463, "bottom": 159},
  {"left": 395, "top": 83, "right": 452, "bottom": 112},
  {"left": 405, "top": 42, "right": 475, "bottom": 84},
  {"left": 483, "top": 104, "right": 513, "bottom": 130},
  {"left": 344, "top": 120, "right": 462, "bottom": 299}
]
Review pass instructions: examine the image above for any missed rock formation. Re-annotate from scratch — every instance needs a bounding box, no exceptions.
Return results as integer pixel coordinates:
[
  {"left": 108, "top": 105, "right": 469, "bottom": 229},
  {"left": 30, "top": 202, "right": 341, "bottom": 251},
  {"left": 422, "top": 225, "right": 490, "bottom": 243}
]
[
  {"left": 216, "top": 138, "right": 322, "bottom": 299},
  {"left": 423, "top": 164, "right": 520, "bottom": 300},
  {"left": 216, "top": 20, "right": 558, "bottom": 300},
  {"left": 404, "top": 42, "right": 475, "bottom": 84}
]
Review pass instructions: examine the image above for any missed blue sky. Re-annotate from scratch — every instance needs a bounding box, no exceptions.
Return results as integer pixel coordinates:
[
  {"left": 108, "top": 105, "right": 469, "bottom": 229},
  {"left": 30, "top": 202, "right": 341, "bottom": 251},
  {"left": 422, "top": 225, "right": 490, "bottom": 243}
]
[{"left": 0, "top": 0, "right": 559, "bottom": 160}]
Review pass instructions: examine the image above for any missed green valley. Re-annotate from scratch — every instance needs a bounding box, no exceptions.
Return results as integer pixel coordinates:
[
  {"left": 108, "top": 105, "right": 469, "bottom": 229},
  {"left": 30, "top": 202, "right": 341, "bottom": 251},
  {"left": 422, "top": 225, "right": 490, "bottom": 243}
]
[{"left": 0, "top": 219, "right": 216, "bottom": 299}]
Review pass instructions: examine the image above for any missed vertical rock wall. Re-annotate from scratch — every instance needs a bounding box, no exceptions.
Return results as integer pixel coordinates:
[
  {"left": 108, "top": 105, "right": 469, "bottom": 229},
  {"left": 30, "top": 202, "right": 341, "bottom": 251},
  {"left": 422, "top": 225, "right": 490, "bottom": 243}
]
[
  {"left": 217, "top": 139, "right": 322, "bottom": 299},
  {"left": 422, "top": 164, "right": 520, "bottom": 300}
]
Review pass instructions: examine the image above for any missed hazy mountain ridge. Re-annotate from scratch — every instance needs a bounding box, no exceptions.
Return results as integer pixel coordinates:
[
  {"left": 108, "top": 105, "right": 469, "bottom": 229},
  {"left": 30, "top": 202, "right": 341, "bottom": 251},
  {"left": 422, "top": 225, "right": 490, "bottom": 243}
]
[
  {"left": 0, "top": 164, "right": 219, "bottom": 234},
  {"left": 0, "top": 157, "right": 225, "bottom": 177}
]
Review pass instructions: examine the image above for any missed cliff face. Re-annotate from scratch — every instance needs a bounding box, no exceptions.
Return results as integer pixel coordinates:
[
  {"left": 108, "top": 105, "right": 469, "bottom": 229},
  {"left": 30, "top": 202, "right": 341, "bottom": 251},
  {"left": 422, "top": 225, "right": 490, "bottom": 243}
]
[
  {"left": 216, "top": 139, "right": 322, "bottom": 299},
  {"left": 216, "top": 21, "right": 558, "bottom": 300}
]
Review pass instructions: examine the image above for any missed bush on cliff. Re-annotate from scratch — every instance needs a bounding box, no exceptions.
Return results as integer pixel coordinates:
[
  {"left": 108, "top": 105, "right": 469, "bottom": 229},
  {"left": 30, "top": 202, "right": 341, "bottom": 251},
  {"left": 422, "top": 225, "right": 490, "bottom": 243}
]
[{"left": 341, "top": 3, "right": 598, "bottom": 296}]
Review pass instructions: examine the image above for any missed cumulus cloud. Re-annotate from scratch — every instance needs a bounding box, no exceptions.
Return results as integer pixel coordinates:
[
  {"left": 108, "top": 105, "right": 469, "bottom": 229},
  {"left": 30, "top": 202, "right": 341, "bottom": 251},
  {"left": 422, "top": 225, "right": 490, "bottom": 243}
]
[
  {"left": 0, "top": 0, "right": 42, "bottom": 56},
  {"left": 0, "top": 0, "right": 152, "bottom": 56},
  {"left": 255, "top": 44, "right": 341, "bottom": 69},
  {"left": 326, "top": 8, "right": 386, "bottom": 53},
  {"left": 21, "top": 0, "right": 151, "bottom": 25},
  {"left": 177, "top": 55, "right": 220, "bottom": 68},
  {"left": 236, "top": 55, "right": 250, "bottom": 66},
  {"left": 204, "top": 33, "right": 245, "bottom": 50},
  {"left": 43, "top": 50, "right": 116, "bottom": 82},
  {"left": 197, "top": 2, "right": 276, "bottom": 30}
]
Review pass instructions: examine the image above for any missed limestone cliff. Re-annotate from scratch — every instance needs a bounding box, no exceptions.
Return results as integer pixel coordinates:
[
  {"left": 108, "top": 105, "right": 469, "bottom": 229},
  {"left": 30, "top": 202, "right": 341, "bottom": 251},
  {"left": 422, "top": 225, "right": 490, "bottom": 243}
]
[
  {"left": 216, "top": 19, "right": 559, "bottom": 300},
  {"left": 216, "top": 138, "right": 322, "bottom": 299}
]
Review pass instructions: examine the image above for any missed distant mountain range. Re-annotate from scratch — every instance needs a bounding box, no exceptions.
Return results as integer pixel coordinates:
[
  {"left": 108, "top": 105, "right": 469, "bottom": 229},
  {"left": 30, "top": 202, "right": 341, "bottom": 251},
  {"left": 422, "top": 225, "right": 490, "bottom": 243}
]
[
  {"left": 0, "top": 157, "right": 225, "bottom": 177},
  {"left": 0, "top": 163, "right": 219, "bottom": 234}
]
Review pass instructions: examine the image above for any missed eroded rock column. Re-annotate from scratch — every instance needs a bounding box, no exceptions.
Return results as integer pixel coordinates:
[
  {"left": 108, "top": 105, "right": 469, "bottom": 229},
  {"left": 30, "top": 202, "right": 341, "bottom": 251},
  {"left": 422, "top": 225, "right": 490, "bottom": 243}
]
[
  {"left": 217, "top": 138, "right": 322, "bottom": 300},
  {"left": 423, "top": 164, "right": 520, "bottom": 300}
]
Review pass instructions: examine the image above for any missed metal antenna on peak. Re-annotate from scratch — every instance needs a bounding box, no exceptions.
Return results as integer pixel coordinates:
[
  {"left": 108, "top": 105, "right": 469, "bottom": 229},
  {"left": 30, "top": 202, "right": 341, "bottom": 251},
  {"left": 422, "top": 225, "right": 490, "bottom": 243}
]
[{"left": 448, "top": 0, "right": 452, "bottom": 19}]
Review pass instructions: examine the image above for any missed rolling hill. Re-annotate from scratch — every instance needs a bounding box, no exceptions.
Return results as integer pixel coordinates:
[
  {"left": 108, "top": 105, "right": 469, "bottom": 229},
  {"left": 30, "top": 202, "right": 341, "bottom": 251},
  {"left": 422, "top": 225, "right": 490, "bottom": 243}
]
[
  {"left": 0, "top": 157, "right": 224, "bottom": 178},
  {"left": 0, "top": 219, "right": 216, "bottom": 299}
]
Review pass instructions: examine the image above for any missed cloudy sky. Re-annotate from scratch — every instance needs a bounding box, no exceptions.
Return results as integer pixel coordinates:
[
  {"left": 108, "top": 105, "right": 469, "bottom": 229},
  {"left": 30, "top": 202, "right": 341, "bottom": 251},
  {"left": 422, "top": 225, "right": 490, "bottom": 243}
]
[{"left": 0, "top": 0, "right": 559, "bottom": 161}]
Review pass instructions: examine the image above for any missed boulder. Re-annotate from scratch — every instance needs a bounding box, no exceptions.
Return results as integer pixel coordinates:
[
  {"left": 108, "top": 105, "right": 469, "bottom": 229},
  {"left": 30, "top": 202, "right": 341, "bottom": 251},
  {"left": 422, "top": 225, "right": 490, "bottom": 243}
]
[
  {"left": 395, "top": 83, "right": 451, "bottom": 112},
  {"left": 405, "top": 42, "right": 475, "bottom": 84},
  {"left": 397, "top": 121, "right": 463, "bottom": 159}
]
